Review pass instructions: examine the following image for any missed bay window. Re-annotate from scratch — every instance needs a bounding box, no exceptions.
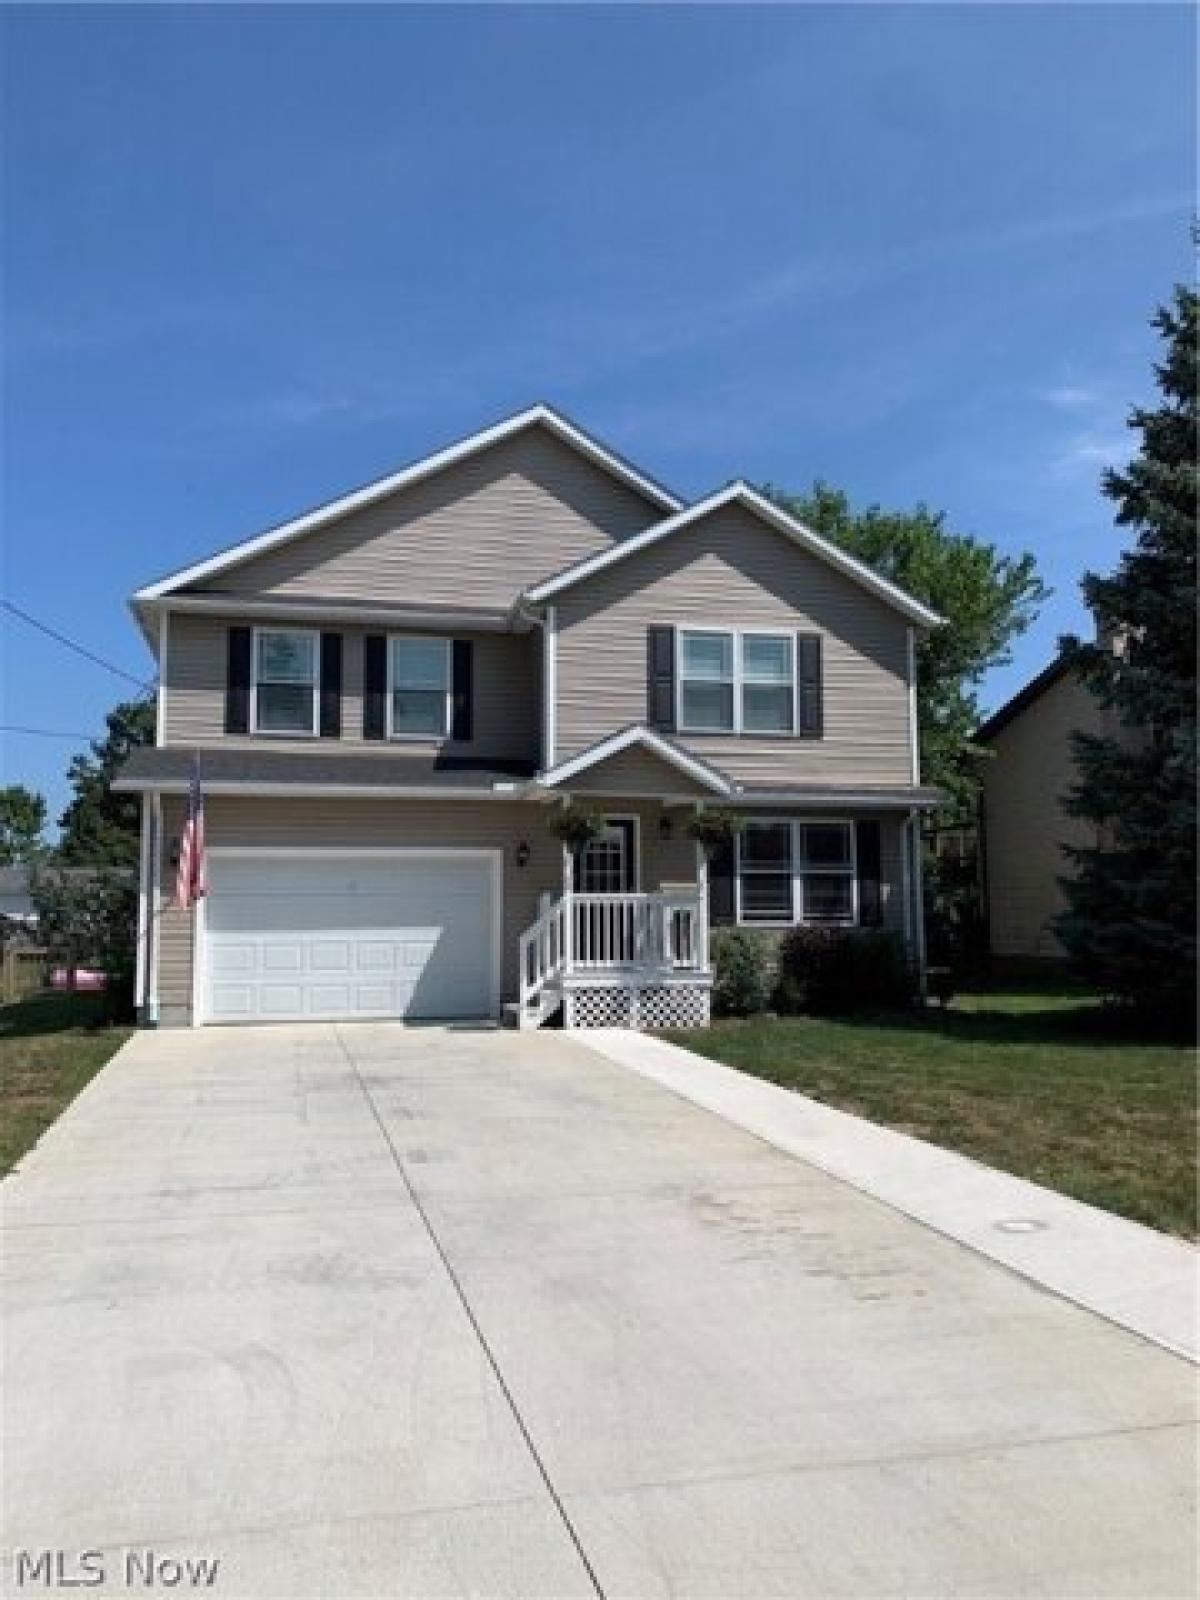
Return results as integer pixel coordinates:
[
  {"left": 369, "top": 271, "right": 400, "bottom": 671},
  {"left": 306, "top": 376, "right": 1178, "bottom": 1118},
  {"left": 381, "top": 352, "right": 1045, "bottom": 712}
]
[
  {"left": 253, "top": 629, "right": 319, "bottom": 735},
  {"left": 678, "top": 629, "right": 796, "bottom": 734},
  {"left": 389, "top": 636, "right": 451, "bottom": 738},
  {"left": 737, "top": 819, "right": 857, "bottom": 926}
]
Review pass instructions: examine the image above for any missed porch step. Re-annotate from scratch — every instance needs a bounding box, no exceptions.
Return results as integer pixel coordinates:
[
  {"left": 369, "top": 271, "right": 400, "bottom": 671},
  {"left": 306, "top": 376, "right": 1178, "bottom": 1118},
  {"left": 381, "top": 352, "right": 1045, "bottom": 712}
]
[{"left": 504, "top": 986, "right": 563, "bottom": 1031}]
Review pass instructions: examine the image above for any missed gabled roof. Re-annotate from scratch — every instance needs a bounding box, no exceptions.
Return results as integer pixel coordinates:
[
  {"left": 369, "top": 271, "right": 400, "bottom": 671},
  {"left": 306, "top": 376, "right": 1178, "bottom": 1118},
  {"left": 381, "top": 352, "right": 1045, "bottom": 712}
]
[
  {"left": 134, "top": 404, "right": 683, "bottom": 603},
  {"left": 975, "top": 655, "right": 1074, "bottom": 743},
  {"left": 524, "top": 481, "right": 944, "bottom": 629},
  {"left": 538, "top": 725, "right": 733, "bottom": 795}
]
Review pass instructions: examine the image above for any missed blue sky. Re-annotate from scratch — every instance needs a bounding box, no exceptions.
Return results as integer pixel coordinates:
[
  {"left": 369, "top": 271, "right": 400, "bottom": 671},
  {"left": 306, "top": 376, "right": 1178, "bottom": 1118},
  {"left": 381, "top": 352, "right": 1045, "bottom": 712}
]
[{"left": 3, "top": 4, "right": 1195, "bottom": 828}]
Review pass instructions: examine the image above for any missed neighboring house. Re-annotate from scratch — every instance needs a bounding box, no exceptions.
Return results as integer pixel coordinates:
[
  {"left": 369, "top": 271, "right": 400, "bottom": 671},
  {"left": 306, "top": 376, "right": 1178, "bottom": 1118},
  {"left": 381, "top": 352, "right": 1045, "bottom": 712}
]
[
  {"left": 977, "top": 650, "right": 1115, "bottom": 960},
  {"left": 113, "top": 405, "right": 941, "bottom": 1030},
  {"left": 0, "top": 865, "right": 37, "bottom": 931}
]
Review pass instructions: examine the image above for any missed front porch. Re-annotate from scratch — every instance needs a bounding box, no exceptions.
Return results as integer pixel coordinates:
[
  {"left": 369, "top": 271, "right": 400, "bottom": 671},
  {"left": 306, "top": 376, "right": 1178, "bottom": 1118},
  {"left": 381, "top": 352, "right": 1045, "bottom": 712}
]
[{"left": 517, "top": 883, "right": 712, "bottom": 1030}]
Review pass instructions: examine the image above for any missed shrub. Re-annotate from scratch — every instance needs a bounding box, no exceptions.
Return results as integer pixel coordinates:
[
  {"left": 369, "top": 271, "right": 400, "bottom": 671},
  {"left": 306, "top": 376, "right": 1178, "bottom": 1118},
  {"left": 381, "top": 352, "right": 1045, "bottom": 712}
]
[
  {"left": 710, "top": 926, "right": 772, "bottom": 1017},
  {"left": 776, "top": 927, "right": 914, "bottom": 1015}
]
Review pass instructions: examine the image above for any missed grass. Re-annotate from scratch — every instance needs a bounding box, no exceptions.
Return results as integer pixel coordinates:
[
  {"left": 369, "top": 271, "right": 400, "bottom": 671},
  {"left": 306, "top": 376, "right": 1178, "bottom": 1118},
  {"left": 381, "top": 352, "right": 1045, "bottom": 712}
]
[
  {"left": 0, "top": 990, "right": 132, "bottom": 1175},
  {"left": 667, "top": 983, "right": 1198, "bottom": 1237}
]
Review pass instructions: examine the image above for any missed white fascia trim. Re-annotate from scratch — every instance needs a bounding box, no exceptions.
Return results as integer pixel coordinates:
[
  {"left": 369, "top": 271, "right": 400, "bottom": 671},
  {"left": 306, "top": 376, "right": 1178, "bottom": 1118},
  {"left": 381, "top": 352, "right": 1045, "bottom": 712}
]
[
  {"left": 140, "top": 594, "right": 527, "bottom": 633},
  {"left": 538, "top": 725, "right": 731, "bottom": 795},
  {"left": 111, "top": 780, "right": 538, "bottom": 800},
  {"left": 524, "top": 482, "right": 944, "bottom": 629},
  {"left": 133, "top": 405, "right": 681, "bottom": 602},
  {"left": 730, "top": 789, "right": 940, "bottom": 810}
]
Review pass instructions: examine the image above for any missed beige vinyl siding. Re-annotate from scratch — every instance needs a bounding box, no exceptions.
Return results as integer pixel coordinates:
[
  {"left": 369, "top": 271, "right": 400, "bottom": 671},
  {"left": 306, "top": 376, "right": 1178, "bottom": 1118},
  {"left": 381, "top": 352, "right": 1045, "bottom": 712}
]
[
  {"left": 554, "top": 503, "right": 913, "bottom": 786},
  {"left": 187, "top": 429, "right": 659, "bottom": 608},
  {"left": 566, "top": 746, "right": 716, "bottom": 798},
  {"left": 164, "top": 613, "right": 538, "bottom": 763},
  {"left": 982, "top": 671, "right": 1106, "bottom": 959},
  {"left": 154, "top": 794, "right": 704, "bottom": 1024}
]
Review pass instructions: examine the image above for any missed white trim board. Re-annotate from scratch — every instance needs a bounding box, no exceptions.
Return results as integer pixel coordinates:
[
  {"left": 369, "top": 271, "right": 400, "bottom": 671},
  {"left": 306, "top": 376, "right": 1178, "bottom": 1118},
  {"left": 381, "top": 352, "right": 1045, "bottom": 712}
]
[
  {"left": 524, "top": 481, "right": 944, "bottom": 629},
  {"left": 538, "top": 725, "right": 732, "bottom": 795},
  {"left": 133, "top": 405, "right": 682, "bottom": 602}
]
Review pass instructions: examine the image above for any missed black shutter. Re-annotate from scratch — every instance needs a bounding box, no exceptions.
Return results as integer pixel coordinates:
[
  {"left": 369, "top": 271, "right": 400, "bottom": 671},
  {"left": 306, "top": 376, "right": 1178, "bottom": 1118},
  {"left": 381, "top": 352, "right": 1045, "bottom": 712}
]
[
  {"left": 646, "top": 625, "right": 676, "bottom": 731},
  {"left": 363, "top": 634, "right": 387, "bottom": 740},
  {"left": 856, "top": 820, "right": 883, "bottom": 927},
  {"left": 451, "top": 640, "right": 473, "bottom": 742},
  {"left": 225, "top": 627, "right": 251, "bottom": 734},
  {"left": 797, "top": 633, "right": 823, "bottom": 737},
  {"left": 319, "top": 632, "right": 342, "bottom": 738},
  {"left": 708, "top": 836, "right": 736, "bottom": 926}
]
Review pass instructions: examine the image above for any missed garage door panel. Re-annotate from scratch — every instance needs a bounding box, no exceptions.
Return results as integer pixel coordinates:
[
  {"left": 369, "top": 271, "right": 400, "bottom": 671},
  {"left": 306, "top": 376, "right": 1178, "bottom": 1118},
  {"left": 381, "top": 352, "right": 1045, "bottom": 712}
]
[
  {"left": 211, "top": 943, "right": 257, "bottom": 977},
  {"left": 262, "top": 942, "right": 303, "bottom": 974},
  {"left": 203, "top": 854, "right": 496, "bottom": 1024}
]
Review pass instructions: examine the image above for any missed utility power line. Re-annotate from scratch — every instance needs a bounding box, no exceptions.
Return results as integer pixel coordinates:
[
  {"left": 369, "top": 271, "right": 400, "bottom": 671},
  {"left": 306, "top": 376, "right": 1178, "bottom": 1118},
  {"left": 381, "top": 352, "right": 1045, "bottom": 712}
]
[
  {"left": 2, "top": 600, "right": 154, "bottom": 692},
  {"left": 1, "top": 724, "right": 99, "bottom": 741}
]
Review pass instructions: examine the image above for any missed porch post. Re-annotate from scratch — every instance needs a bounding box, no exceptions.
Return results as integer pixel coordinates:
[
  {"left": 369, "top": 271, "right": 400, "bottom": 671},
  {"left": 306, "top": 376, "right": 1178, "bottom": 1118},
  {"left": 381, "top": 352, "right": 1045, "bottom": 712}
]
[
  {"left": 560, "top": 795, "right": 574, "bottom": 973},
  {"left": 694, "top": 802, "right": 710, "bottom": 972}
]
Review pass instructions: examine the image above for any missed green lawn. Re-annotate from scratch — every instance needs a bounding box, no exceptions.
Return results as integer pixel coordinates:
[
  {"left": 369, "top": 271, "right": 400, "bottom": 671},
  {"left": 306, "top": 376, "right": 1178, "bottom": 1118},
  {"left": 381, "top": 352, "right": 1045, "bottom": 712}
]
[
  {"left": 668, "top": 985, "right": 1198, "bottom": 1237},
  {"left": 0, "top": 991, "right": 132, "bottom": 1175}
]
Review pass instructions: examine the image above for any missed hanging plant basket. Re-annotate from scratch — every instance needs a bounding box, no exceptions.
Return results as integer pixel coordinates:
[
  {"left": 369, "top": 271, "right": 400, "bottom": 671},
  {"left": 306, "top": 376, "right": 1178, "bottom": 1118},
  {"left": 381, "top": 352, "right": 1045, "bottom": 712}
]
[
  {"left": 686, "top": 808, "right": 747, "bottom": 856},
  {"left": 548, "top": 803, "right": 607, "bottom": 854}
]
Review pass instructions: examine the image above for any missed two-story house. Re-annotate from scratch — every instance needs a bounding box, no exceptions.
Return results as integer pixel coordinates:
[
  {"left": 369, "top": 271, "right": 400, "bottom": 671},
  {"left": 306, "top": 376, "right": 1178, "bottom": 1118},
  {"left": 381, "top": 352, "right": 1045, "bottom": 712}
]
[{"left": 114, "top": 405, "right": 941, "bottom": 1029}]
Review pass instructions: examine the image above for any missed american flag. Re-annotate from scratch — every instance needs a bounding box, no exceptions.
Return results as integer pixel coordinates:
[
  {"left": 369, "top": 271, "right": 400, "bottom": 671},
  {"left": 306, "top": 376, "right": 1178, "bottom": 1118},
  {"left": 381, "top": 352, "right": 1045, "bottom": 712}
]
[{"left": 175, "top": 756, "right": 207, "bottom": 910}]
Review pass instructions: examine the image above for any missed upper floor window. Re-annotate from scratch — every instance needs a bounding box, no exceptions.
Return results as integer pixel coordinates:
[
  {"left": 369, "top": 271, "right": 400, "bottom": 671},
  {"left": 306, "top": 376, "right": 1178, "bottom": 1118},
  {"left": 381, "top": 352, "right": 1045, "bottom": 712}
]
[
  {"left": 737, "top": 819, "right": 856, "bottom": 926},
  {"left": 389, "top": 636, "right": 451, "bottom": 739},
  {"left": 678, "top": 629, "right": 795, "bottom": 735},
  {"left": 253, "top": 629, "right": 319, "bottom": 736}
]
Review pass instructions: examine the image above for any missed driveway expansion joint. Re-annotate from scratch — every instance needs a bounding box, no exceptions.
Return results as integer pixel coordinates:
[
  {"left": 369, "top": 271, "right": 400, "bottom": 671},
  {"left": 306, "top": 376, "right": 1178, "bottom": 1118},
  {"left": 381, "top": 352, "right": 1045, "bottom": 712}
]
[{"left": 332, "top": 1024, "right": 607, "bottom": 1600}]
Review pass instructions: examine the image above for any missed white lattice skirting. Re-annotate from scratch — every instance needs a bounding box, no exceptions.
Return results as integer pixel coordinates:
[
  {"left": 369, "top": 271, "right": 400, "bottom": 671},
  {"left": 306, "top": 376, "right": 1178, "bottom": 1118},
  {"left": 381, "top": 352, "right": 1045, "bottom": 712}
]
[{"left": 564, "top": 983, "right": 711, "bottom": 1031}]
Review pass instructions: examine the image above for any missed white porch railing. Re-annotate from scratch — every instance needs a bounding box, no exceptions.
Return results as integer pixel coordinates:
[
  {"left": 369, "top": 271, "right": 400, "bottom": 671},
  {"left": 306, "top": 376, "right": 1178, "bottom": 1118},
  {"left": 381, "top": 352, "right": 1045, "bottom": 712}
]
[
  {"left": 519, "top": 889, "right": 709, "bottom": 1019},
  {"left": 571, "top": 891, "right": 707, "bottom": 973},
  {"left": 519, "top": 895, "right": 568, "bottom": 1012}
]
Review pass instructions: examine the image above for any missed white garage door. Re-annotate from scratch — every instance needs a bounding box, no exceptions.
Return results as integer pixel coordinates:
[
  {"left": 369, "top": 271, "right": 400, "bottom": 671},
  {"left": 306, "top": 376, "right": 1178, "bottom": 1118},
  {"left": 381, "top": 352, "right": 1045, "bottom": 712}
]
[{"left": 203, "top": 852, "right": 498, "bottom": 1025}]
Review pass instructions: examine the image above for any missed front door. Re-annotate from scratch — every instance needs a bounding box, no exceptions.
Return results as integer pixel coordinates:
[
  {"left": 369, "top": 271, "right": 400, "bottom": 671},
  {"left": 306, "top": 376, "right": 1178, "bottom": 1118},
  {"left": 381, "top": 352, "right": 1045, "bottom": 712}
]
[{"left": 575, "top": 818, "right": 637, "bottom": 893}]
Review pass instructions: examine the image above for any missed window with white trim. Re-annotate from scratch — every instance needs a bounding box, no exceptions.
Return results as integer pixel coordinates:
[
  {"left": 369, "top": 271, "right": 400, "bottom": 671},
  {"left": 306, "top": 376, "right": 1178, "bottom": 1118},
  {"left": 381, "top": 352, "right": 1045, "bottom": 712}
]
[
  {"left": 742, "top": 634, "right": 794, "bottom": 733},
  {"left": 678, "top": 629, "right": 796, "bottom": 735},
  {"left": 679, "top": 630, "right": 734, "bottom": 731},
  {"left": 388, "top": 636, "right": 451, "bottom": 739},
  {"left": 253, "top": 629, "right": 318, "bottom": 735},
  {"left": 737, "top": 819, "right": 857, "bottom": 926}
]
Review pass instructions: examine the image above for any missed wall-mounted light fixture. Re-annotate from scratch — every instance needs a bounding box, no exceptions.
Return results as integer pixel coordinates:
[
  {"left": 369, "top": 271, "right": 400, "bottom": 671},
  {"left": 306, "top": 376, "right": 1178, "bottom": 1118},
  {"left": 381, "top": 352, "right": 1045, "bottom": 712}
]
[{"left": 515, "top": 841, "right": 531, "bottom": 869}]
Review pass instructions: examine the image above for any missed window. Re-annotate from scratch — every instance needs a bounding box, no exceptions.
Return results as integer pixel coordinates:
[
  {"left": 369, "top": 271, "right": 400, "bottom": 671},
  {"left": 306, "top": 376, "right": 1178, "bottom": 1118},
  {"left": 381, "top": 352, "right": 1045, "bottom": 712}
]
[
  {"left": 679, "top": 630, "right": 734, "bottom": 731},
  {"left": 737, "top": 819, "right": 856, "bottom": 926},
  {"left": 741, "top": 634, "right": 794, "bottom": 733},
  {"left": 738, "top": 821, "right": 794, "bottom": 922},
  {"left": 798, "top": 823, "right": 855, "bottom": 925},
  {"left": 389, "top": 636, "right": 450, "bottom": 738},
  {"left": 253, "top": 629, "right": 318, "bottom": 735},
  {"left": 678, "top": 629, "right": 796, "bottom": 735}
]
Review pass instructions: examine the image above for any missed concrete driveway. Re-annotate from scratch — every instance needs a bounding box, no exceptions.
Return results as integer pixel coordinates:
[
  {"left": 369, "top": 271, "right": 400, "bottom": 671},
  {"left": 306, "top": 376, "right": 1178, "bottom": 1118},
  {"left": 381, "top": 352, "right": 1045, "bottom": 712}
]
[{"left": 3, "top": 1025, "right": 1195, "bottom": 1598}]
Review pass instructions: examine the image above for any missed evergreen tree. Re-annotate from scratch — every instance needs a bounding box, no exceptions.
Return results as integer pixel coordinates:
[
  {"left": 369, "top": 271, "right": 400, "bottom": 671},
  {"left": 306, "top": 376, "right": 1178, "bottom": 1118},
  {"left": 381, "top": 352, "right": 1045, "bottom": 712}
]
[{"left": 1054, "top": 286, "right": 1197, "bottom": 1026}]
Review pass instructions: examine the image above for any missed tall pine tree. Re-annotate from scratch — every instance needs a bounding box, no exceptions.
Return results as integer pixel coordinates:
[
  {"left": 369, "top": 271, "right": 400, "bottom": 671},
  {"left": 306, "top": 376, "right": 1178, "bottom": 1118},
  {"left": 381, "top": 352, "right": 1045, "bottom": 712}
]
[{"left": 1054, "top": 285, "right": 1197, "bottom": 1027}]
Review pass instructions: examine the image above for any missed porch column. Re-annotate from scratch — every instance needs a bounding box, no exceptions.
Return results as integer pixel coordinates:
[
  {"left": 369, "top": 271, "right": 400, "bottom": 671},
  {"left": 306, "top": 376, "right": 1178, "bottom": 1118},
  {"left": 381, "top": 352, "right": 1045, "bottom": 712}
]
[
  {"left": 560, "top": 796, "right": 574, "bottom": 971},
  {"left": 694, "top": 802, "right": 710, "bottom": 972},
  {"left": 910, "top": 809, "right": 928, "bottom": 999}
]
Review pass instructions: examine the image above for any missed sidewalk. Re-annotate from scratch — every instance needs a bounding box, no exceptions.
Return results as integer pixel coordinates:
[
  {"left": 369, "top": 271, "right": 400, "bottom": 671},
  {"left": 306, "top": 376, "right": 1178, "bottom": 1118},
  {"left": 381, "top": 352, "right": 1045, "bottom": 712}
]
[{"left": 584, "top": 1029, "right": 1199, "bottom": 1363}]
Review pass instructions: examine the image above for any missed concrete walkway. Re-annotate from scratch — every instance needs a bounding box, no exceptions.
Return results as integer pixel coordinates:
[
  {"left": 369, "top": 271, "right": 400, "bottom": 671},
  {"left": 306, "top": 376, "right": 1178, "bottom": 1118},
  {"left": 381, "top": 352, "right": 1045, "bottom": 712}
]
[
  {"left": 585, "top": 1030, "right": 1200, "bottom": 1363},
  {"left": 2, "top": 1025, "right": 1196, "bottom": 1598}
]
